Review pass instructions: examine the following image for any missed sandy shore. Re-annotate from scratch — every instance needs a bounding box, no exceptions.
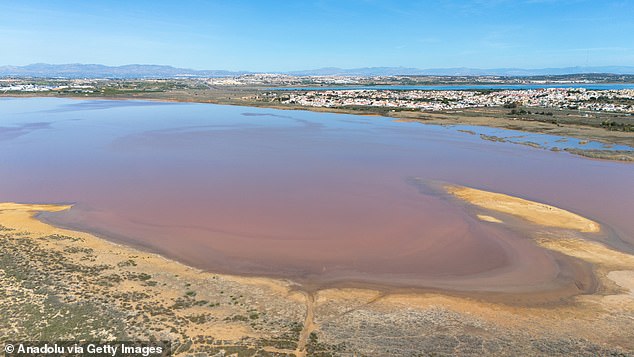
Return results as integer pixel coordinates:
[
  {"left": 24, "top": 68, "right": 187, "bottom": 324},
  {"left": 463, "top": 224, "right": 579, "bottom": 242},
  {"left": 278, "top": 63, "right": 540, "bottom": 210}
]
[{"left": 2, "top": 187, "right": 634, "bottom": 354}]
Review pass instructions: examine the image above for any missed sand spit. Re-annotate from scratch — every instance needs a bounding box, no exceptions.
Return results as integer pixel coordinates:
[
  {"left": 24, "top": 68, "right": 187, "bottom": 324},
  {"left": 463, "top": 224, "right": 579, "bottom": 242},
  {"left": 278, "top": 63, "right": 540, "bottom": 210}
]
[
  {"left": 446, "top": 185, "right": 601, "bottom": 233},
  {"left": 2, "top": 200, "right": 634, "bottom": 355}
]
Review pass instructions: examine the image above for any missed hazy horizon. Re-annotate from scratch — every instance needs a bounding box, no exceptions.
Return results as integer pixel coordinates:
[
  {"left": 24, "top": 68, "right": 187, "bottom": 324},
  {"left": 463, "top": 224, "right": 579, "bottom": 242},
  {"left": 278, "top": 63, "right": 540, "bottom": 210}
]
[{"left": 4, "top": 62, "right": 634, "bottom": 78}]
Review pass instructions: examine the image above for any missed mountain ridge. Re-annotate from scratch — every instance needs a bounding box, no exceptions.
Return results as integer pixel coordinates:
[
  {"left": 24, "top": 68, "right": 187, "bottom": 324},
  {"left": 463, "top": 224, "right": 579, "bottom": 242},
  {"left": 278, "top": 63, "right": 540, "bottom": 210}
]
[{"left": 2, "top": 63, "right": 634, "bottom": 78}]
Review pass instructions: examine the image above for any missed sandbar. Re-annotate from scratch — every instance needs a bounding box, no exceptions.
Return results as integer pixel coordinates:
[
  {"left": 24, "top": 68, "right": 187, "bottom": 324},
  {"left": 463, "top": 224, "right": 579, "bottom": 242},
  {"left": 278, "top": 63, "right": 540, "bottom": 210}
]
[{"left": 446, "top": 185, "right": 601, "bottom": 233}]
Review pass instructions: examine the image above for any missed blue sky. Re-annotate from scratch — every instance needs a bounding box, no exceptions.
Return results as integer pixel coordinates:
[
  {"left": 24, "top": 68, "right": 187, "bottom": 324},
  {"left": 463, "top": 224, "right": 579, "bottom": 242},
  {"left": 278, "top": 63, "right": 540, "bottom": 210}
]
[{"left": 0, "top": 0, "right": 632, "bottom": 71}]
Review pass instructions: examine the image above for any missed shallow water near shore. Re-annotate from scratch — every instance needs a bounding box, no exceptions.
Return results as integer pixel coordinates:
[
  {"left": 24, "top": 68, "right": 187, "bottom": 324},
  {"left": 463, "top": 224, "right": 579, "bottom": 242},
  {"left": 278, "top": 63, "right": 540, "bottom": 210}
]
[
  {"left": 1, "top": 98, "right": 633, "bottom": 294},
  {"left": 449, "top": 124, "right": 634, "bottom": 151}
]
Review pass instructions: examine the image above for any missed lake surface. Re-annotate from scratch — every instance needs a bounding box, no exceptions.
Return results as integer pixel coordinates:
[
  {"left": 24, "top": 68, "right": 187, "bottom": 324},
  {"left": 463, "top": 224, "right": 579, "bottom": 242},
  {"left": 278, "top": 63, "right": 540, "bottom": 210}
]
[
  {"left": 1, "top": 98, "right": 633, "bottom": 292},
  {"left": 271, "top": 83, "right": 634, "bottom": 91}
]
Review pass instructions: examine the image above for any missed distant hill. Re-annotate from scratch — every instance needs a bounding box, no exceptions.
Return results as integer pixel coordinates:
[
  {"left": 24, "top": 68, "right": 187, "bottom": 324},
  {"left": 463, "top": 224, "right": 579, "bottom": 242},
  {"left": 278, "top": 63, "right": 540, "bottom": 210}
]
[
  {"left": 0, "top": 63, "right": 248, "bottom": 78},
  {"left": 289, "top": 66, "right": 634, "bottom": 76},
  {"left": 1, "top": 63, "right": 634, "bottom": 78}
]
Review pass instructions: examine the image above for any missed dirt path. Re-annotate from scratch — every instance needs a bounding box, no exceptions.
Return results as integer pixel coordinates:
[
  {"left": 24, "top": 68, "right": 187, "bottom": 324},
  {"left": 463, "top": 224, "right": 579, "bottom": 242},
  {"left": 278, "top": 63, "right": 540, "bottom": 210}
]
[{"left": 295, "top": 291, "right": 316, "bottom": 357}]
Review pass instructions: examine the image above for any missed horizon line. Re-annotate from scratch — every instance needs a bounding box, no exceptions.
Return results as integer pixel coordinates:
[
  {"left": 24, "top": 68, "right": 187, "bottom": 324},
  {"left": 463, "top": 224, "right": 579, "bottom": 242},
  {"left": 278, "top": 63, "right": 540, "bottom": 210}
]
[{"left": 3, "top": 63, "right": 634, "bottom": 73}]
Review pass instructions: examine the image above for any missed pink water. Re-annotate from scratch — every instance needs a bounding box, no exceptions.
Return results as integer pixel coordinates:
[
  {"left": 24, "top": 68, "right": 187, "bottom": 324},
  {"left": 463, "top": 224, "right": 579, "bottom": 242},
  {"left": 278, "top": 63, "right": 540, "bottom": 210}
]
[{"left": 1, "top": 98, "right": 632, "bottom": 292}]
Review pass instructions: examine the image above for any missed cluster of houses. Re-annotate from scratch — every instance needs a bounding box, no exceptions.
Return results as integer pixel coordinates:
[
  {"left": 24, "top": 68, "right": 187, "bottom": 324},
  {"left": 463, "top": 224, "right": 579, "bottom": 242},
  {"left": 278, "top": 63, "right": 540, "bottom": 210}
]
[
  {"left": 273, "top": 88, "right": 634, "bottom": 113},
  {"left": 0, "top": 79, "right": 95, "bottom": 93}
]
